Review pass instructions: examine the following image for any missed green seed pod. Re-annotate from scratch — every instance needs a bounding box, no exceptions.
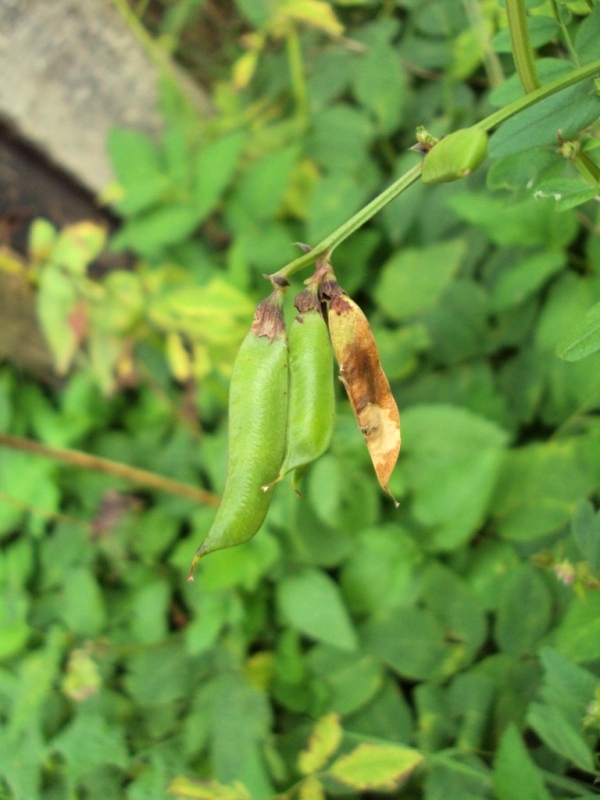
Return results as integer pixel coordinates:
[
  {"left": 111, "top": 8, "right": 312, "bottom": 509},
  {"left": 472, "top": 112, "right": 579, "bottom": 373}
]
[
  {"left": 271, "top": 283, "right": 335, "bottom": 493},
  {"left": 188, "top": 289, "right": 288, "bottom": 578},
  {"left": 421, "top": 128, "right": 488, "bottom": 185}
]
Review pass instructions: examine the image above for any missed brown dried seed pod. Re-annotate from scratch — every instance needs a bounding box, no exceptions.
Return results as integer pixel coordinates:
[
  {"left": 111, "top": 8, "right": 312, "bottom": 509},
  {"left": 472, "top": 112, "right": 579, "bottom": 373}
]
[{"left": 321, "top": 272, "right": 400, "bottom": 504}]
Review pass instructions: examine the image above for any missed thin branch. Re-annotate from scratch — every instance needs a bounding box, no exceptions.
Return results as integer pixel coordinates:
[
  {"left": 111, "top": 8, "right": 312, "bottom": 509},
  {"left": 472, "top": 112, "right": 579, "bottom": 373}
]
[{"left": 0, "top": 434, "right": 220, "bottom": 507}]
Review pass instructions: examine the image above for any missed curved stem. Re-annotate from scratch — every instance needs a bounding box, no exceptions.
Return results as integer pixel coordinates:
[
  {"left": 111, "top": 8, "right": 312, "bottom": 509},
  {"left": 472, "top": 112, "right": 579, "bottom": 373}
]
[
  {"left": 274, "top": 164, "right": 422, "bottom": 281},
  {"left": 271, "top": 57, "right": 600, "bottom": 283},
  {"left": 549, "top": 0, "right": 580, "bottom": 67},
  {"left": 476, "top": 57, "right": 600, "bottom": 131},
  {"left": 287, "top": 25, "right": 309, "bottom": 125},
  {"left": 461, "top": 0, "right": 505, "bottom": 88},
  {"left": 505, "top": 0, "right": 540, "bottom": 93},
  {"left": 0, "top": 433, "right": 220, "bottom": 507}
]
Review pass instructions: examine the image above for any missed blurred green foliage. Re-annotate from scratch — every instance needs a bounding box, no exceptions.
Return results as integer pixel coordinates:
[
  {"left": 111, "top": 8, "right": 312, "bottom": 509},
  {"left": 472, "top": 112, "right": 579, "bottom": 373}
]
[{"left": 1, "top": 0, "right": 600, "bottom": 798}]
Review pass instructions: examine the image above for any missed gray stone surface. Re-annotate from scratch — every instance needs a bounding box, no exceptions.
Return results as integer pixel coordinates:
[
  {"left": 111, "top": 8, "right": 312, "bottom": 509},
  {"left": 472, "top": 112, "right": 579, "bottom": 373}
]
[{"left": 0, "top": 0, "right": 211, "bottom": 193}]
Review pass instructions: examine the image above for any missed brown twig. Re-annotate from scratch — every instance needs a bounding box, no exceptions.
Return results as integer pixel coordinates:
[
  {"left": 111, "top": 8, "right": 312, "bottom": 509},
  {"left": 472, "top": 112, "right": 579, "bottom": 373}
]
[{"left": 0, "top": 433, "right": 220, "bottom": 507}]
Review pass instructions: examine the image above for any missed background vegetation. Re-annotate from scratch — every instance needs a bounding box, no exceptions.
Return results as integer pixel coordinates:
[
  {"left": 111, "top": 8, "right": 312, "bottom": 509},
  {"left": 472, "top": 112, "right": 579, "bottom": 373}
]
[{"left": 1, "top": 0, "right": 600, "bottom": 798}]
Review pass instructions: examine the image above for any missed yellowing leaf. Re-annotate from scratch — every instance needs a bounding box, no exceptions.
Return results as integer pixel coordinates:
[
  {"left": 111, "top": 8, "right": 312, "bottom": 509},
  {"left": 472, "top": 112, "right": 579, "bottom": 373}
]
[
  {"left": 37, "top": 265, "right": 80, "bottom": 374},
  {"left": 168, "top": 777, "right": 250, "bottom": 800},
  {"left": 277, "top": 0, "right": 344, "bottom": 37},
  {"left": 328, "top": 743, "right": 424, "bottom": 791},
  {"left": 298, "top": 775, "right": 326, "bottom": 800},
  {"left": 28, "top": 218, "right": 57, "bottom": 263},
  {"left": 298, "top": 712, "right": 343, "bottom": 775},
  {"left": 51, "top": 221, "right": 107, "bottom": 275},
  {"left": 232, "top": 51, "right": 260, "bottom": 90},
  {"left": 167, "top": 332, "right": 192, "bottom": 382}
]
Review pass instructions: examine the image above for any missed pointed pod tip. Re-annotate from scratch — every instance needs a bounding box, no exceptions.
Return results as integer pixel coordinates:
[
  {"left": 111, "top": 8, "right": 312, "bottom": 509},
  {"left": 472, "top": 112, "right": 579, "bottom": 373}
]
[
  {"left": 187, "top": 550, "right": 204, "bottom": 581},
  {"left": 384, "top": 487, "right": 400, "bottom": 508}
]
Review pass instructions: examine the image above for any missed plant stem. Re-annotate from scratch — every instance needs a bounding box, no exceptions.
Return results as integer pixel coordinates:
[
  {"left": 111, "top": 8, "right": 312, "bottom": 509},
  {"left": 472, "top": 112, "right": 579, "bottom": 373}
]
[
  {"left": 0, "top": 433, "right": 220, "bottom": 507},
  {"left": 287, "top": 25, "right": 309, "bottom": 125},
  {"left": 476, "top": 58, "right": 600, "bottom": 132},
  {"left": 461, "top": 0, "right": 505, "bottom": 89},
  {"left": 574, "top": 151, "right": 600, "bottom": 186},
  {"left": 270, "top": 57, "right": 600, "bottom": 283},
  {"left": 273, "top": 163, "right": 422, "bottom": 281},
  {"left": 505, "top": 0, "right": 540, "bottom": 93},
  {"left": 549, "top": 0, "right": 581, "bottom": 67}
]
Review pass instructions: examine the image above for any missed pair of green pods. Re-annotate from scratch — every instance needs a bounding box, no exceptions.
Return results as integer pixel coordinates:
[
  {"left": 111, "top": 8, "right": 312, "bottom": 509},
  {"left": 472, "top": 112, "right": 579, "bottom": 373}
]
[{"left": 188, "top": 282, "right": 334, "bottom": 577}]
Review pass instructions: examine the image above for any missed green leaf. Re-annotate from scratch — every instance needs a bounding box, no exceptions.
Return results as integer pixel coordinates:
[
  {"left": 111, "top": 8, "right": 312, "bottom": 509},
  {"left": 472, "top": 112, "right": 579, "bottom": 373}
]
[
  {"left": 490, "top": 250, "right": 566, "bottom": 312},
  {"left": 340, "top": 524, "right": 422, "bottom": 615},
  {"left": 0, "top": 726, "right": 45, "bottom": 800},
  {"left": 306, "top": 646, "right": 384, "bottom": 716},
  {"left": 486, "top": 148, "right": 562, "bottom": 193},
  {"left": 107, "top": 128, "right": 167, "bottom": 215},
  {"left": 0, "top": 451, "right": 59, "bottom": 539},
  {"left": 193, "top": 132, "right": 246, "bottom": 221},
  {"left": 59, "top": 567, "right": 106, "bottom": 637},
  {"left": 298, "top": 712, "right": 343, "bottom": 774},
  {"left": 538, "top": 647, "right": 598, "bottom": 726},
  {"left": 571, "top": 498, "right": 600, "bottom": 573},
  {"left": 554, "top": 590, "right": 600, "bottom": 662},
  {"left": 493, "top": 725, "right": 552, "bottom": 800},
  {"left": 447, "top": 194, "right": 578, "bottom": 249},
  {"left": 234, "top": 0, "right": 270, "bottom": 26},
  {"left": 494, "top": 564, "right": 552, "bottom": 656},
  {"left": 534, "top": 177, "right": 599, "bottom": 212},
  {"left": 489, "top": 78, "right": 600, "bottom": 159},
  {"left": 233, "top": 146, "right": 300, "bottom": 221},
  {"left": 362, "top": 606, "right": 448, "bottom": 680},
  {"left": 574, "top": 5, "right": 600, "bottom": 65},
  {"left": 52, "top": 712, "right": 128, "bottom": 783},
  {"left": 401, "top": 404, "right": 508, "bottom": 550},
  {"left": 124, "top": 640, "right": 191, "bottom": 706},
  {"left": 421, "top": 562, "right": 487, "bottom": 665},
  {"left": 490, "top": 440, "right": 595, "bottom": 540},
  {"left": 277, "top": 568, "right": 358, "bottom": 651},
  {"left": 112, "top": 202, "right": 202, "bottom": 257},
  {"left": 374, "top": 239, "right": 466, "bottom": 321},
  {"left": 345, "top": 678, "right": 414, "bottom": 745},
  {"left": 556, "top": 299, "right": 600, "bottom": 361},
  {"left": 327, "top": 742, "right": 423, "bottom": 792},
  {"left": 424, "top": 281, "right": 493, "bottom": 364},
  {"left": 527, "top": 702, "right": 595, "bottom": 773},
  {"left": 210, "top": 673, "right": 271, "bottom": 784},
  {"left": 308, "top": 105, "right": 373, "bottom": 173},
  {"left": 352, "top": 24, "right": 405, "bottom": 133},
  {"left": 449, "top": 674, "right": 495, "bottom": 752}
]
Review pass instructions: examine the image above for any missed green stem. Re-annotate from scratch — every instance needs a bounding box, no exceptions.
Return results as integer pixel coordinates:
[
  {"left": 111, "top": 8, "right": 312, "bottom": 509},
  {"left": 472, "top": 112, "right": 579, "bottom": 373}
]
[
  {"left": 574, "top": 151, "right": 600, "bottom": 186},
  {"left": 549, "top": 0, "right": 581, "bottom": 67},
  {"left": 505, "top": 0, "right": 540, "bottom": 93},
  {"left": 476, "top": 58, "right": 600, "bottom": 132},
  {"left": 461, "top": 0, "right": 505, "bottom": 89},
  {"left": 274, "top": 164, "right": 422, "bottom": 281},
  {"left": 287, "top": 25, "right": 309, "bottom": 125},
  {"left": 271, "top": 57, "right": 600, "bottom": 282}
]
